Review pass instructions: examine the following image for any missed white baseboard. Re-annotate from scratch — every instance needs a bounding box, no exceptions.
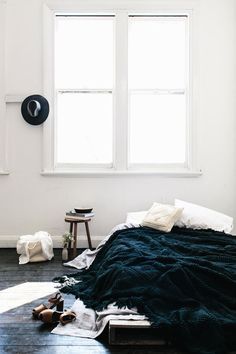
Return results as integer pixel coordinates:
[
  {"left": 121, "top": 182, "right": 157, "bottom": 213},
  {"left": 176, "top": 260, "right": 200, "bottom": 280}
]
[{"left": 0, "top": 235, "right": 105, "bottom": 248}]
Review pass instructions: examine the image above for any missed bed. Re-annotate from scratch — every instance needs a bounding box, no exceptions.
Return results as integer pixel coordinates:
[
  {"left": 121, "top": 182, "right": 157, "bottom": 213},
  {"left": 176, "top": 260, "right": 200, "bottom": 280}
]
[{"left": 53, "top": 220, "right": 236, "bottom": 354}]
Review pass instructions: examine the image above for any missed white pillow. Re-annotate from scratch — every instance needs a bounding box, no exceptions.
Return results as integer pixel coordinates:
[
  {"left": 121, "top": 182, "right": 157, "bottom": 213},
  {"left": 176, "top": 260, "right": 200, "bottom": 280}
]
[
  {"left": 175, "top": 199, "right": 233, "bottom": 234},
  {"left": 126, "top": 211, "right": 148, "bottom": 224},
  {"left": 141, "top": 202, "right": 183, "bottom": 232}
]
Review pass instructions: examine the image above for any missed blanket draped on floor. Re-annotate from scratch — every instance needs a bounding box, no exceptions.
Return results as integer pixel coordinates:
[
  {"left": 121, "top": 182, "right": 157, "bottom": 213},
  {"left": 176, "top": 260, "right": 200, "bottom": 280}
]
[{"left": 54, "top": 226, "right": 236, "bottom": 354}]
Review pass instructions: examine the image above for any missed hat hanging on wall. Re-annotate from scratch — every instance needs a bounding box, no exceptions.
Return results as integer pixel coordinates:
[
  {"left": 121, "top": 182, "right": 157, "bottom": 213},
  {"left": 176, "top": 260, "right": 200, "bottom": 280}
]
[{"left": 21, "top": 95, "right": 49, "bottom": 125}]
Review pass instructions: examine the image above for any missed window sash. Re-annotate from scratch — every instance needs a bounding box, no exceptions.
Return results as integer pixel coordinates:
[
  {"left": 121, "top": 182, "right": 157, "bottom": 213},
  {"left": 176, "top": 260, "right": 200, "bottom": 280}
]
[
  {"left": 55, "top": 90, "right": 114, "bottom": 167},
  {"left": 54, "top": 14, "right": 115, "bottom": 168},
  {"left": 128, "top": 90, "right": 187, "bottom": 166},
  {"left": 127, "top": 14, "right": 189, "bottom": 169}
]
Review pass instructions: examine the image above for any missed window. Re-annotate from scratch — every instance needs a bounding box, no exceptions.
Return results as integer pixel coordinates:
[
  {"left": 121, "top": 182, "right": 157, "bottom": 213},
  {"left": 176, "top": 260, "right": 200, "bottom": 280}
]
[
  {"left": 129, "top": 16, "right": 187, "bottom": 166},
  {"left": 50, "top": 11, "right": 191, "bottom": 174},
  {"left": 55, "top": 15, "right": 114, "bottom": 166}
]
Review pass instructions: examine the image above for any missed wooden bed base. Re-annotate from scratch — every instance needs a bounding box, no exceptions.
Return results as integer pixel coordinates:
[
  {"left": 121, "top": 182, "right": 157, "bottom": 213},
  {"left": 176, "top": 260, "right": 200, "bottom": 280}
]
[{"left": 109, "top": 320, "right": 168, "bottom": 346}]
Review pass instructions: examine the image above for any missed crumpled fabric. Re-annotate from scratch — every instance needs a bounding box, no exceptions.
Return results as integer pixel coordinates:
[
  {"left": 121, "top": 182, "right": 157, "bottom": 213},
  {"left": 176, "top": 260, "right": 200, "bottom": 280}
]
[
  {"left": 16, "top": 231, "right": 54, "bottom": 264},
  {"left": 52, "top": 299, "right": 146, "bottom": 338}
]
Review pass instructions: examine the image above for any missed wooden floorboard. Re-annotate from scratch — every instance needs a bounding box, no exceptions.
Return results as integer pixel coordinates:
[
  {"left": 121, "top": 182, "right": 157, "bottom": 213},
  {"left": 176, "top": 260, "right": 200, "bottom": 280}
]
[{"left": 0, "top": 249, "right": 187, "bottom": 354}]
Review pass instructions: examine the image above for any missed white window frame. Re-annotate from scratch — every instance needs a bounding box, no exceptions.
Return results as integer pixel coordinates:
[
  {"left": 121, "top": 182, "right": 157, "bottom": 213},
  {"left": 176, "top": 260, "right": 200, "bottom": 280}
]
[
  {"left": 42, "top": 1, "right": 201, "bottom": 177},
  {"left": 127, "top": 14, "right": 189, "bottom": 170},
  {"left": 0, "top": 0, "right": 8, "bottom": 175},
  {"left": 54, "top": 14, "right": 115, "bottom": 170}
]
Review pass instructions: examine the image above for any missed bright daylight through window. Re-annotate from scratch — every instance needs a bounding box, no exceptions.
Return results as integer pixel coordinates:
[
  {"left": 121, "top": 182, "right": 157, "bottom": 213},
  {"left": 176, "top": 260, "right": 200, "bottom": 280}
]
[
  {"left": 54, "top": 14, "right": 189, "bottom": 171},
  {"left": 129, "top": 16, "right": 187, "bottom": 165},
  {"left": 55, "top": 16, "right": 114, "bottom": 166}
]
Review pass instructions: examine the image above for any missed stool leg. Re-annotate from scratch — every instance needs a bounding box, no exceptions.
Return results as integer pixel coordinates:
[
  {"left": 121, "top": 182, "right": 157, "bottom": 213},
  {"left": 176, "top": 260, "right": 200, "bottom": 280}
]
[
  {"left": 69, "top": 222, "right": 73, "bottom": 250},
  {"left": 73, "top": 222, "right": 78, "bottom": 258},
  {"left": 85, "top": 221, "right": 92, "bottom": 250}
]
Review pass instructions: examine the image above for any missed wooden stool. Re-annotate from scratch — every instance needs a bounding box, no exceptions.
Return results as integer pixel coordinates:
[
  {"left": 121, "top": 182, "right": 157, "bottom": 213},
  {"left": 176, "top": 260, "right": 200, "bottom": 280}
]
[{"left": 65, "top": 216, "right": 93, "bottom": 258}]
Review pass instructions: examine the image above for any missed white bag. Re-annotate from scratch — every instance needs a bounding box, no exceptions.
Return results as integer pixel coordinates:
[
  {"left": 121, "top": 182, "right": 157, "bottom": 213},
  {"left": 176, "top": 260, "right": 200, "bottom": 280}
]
[{"left": 17, "top": 231, "right": 54, "bottom": 264}]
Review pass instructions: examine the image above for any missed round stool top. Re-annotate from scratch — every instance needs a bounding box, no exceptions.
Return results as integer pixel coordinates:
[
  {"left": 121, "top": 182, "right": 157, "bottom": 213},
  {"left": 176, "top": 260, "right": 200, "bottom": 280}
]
[{"left": 65, "top": 216, "right": 92, "bottom": 222}]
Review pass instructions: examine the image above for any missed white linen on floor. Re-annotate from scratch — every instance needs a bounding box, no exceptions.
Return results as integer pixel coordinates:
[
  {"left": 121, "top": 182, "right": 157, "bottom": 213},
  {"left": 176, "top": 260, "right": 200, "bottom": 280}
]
[
  {"left": 52, "top": 223, "right": 143, "bottom": 338},
  {"left": 52, "top": 299, "right": 146, "bottom": 338}
]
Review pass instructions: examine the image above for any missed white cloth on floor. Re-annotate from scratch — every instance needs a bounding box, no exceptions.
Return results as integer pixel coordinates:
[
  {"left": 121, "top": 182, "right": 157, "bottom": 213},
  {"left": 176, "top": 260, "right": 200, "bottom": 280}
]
[
  {"left": 52, "top": 299, "right": 146, "bottom": 338},
  {"left": 17, "top": 231, "right": 54, "bottom": 264}
]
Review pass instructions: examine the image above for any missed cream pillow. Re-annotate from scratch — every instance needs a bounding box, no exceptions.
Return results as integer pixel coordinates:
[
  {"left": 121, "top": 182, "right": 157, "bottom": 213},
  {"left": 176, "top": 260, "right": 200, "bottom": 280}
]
[{"left": 141, "top": 202, "right": 183, "bottom": 232}]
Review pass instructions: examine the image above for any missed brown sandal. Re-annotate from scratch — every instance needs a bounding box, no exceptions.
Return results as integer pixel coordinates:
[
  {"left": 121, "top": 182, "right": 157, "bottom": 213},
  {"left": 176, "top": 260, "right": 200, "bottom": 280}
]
[
  {"left": 32, "top": 293, "right": 64, "bottom": 319},
  {"left": 39, "top": 309, "right": 76, "bottom": 325},
  {"left": 60, "top": 310, "right": 76, "bottom": 325}
]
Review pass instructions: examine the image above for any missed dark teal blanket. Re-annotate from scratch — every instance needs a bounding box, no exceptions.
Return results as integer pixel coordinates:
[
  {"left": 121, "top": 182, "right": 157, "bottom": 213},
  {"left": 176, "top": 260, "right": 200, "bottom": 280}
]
[{"left": 54, "top": 226, "right": 236, "bottom": 354}]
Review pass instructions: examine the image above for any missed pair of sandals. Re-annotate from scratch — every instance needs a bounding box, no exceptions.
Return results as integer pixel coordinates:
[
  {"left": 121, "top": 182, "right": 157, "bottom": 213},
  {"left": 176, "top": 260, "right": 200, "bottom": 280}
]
[{"left": 32, "top": 292, "right": 76, "bottom": 325}]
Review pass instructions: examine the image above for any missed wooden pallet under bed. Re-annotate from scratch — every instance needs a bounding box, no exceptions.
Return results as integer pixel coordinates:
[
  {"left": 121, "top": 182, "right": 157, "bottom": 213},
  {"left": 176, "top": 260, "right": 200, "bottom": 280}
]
[{"left": 109, "top": 319, "right": 169, "bottom": 346}]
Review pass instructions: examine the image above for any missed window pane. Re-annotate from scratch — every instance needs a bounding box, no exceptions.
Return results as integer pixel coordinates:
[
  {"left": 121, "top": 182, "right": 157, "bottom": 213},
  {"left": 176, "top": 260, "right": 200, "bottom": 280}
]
[
  {"left": 55, "top": 16, "right": 114, "bottom": 89},
  {"left": 56, "top": 93, "right": 113, "bottom": 164},
  {"left": 129, "top": 17, "right": 187, "bottom": 89},
  {"left": 129, "top": 94, "right": 186, "bottom": 164}
]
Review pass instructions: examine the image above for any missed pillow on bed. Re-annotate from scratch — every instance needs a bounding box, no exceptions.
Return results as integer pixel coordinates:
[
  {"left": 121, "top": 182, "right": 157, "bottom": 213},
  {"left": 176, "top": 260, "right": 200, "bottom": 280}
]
[
  {"left": 126, "top": 211, "right": 148, "bottom": 224},
  {"left": 141, "top": 202, "right": 183, "bottom": 232},
  {"left": 174, "top": 199, "right": 233, "bottom": 234}
]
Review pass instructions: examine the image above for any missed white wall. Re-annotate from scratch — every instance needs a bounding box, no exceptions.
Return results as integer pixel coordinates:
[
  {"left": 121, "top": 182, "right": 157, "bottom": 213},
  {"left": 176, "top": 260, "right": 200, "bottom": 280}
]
[{"left": 0, "top": 0, "right": 236, "bottom": 247}]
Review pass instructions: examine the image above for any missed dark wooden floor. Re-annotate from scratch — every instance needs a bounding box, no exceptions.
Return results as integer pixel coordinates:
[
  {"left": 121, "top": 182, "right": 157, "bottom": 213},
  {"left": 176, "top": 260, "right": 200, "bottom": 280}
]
[{"left": 0, "top": 249, "right": 203, "bottom": 354}]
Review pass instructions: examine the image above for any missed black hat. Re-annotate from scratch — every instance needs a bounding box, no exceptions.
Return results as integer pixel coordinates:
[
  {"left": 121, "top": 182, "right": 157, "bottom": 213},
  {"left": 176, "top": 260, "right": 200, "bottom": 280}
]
[{"left": 21, "top": 95, "right": 49, "bottom": 125}]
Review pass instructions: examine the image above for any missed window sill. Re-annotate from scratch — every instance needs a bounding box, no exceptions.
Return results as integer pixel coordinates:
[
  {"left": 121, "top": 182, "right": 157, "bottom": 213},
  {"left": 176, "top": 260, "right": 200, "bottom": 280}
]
[
  {"left": 0, "top": 170, "right": 9, "bottom": 175},
  {"left": 41, "top": 169, "right": 202, "bottom": 178}
]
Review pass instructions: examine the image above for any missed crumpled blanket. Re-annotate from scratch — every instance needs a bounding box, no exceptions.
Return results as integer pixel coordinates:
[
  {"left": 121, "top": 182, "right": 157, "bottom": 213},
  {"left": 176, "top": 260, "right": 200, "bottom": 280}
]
[
  {"left": 54, "top": 226, "right": 236, "bottom": 354},
  {"left": 53, "top": 223, "right": 142, "bottom": 338}
]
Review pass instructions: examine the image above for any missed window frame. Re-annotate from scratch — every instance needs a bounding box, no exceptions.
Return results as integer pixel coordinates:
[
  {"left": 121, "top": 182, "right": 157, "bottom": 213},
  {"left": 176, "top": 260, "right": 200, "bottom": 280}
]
[
  {"left": 127, "top": 15, "right": 189, "bottom": 169},
  {"left": 0, "top": 0, "right": 8, "bottom": 175},
  {"left": 54, "top": 14, "right": 115, "bottom": 168},
  {"left": 42, "top": 2, "right": 200, "bottom": 177}
]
